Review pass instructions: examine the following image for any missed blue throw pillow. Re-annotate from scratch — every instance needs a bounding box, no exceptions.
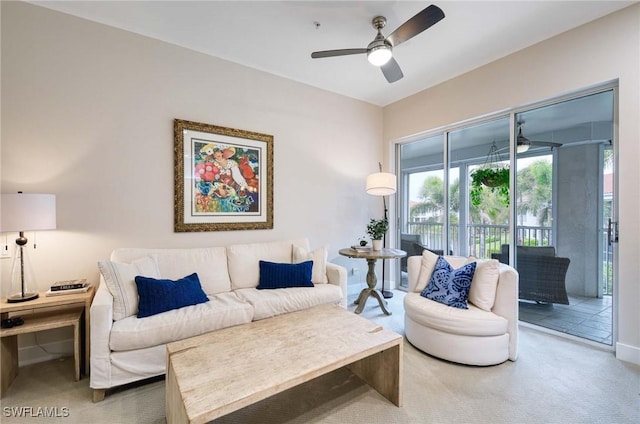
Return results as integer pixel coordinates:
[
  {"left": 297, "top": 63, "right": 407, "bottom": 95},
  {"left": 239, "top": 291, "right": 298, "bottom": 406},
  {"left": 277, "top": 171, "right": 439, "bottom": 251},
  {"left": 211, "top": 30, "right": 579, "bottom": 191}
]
[
  {"left": 257, "top": 260, "right": 314, "bottom": 289},
  {"left": 420, "top": 256, "right": 477, "bottom": 309},
  {"left": 135, "top": 273, "right": 209, "bottom": 318}
]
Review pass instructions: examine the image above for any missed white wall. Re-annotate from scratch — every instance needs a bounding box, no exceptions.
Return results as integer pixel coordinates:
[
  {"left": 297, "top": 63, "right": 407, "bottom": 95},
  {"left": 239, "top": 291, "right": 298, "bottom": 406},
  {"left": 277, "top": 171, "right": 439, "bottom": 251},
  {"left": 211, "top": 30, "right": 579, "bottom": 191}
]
[
  {"left": 384, "top": 4, "right": 640, "bottom": 364},
  {"left": 1, "top": 2, "right": 382, "bottom": 356}
]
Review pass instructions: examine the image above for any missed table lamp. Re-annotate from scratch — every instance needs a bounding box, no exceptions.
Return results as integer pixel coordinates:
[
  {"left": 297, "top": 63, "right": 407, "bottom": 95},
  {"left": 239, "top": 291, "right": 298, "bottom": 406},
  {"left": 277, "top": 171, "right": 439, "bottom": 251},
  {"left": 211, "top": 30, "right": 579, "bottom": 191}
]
[
  {"left": 366, "top": 163, "right": 396, "bottom": 298},
  {"left": 1, "top": 192, "right": 57, "bottom": 302}
]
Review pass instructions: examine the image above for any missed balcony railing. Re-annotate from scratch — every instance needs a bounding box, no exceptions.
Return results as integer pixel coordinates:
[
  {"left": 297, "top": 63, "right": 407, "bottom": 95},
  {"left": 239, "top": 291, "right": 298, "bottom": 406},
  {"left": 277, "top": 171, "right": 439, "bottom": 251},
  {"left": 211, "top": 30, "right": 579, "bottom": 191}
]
[
  {"left": 404, "top": 221, "right": 613, "bottom": 295},
  {"left": 407, "top": 222, "right": 551, "bottom": 257}
]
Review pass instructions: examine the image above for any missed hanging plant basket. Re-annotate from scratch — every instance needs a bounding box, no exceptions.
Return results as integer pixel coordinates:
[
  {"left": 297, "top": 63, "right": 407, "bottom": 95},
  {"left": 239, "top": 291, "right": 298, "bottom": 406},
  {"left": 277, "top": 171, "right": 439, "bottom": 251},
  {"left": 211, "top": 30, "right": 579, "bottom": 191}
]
[
  {"left": 470, "top": 142, "right": 510, "bottom": 207},
  {"left": 475, "top": 167, "right": 509, "bottom": 188}
]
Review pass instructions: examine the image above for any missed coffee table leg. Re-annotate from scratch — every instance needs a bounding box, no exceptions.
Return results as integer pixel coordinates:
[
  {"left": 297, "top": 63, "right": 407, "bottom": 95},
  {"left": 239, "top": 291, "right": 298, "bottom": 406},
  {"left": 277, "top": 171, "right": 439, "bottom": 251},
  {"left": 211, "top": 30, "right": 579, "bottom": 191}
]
[
  {"left": 166, "top": 359, "right": 189, "bottom": 424},
  {"left": 347, "top": 342, "right": 402, "bottom": 407}
]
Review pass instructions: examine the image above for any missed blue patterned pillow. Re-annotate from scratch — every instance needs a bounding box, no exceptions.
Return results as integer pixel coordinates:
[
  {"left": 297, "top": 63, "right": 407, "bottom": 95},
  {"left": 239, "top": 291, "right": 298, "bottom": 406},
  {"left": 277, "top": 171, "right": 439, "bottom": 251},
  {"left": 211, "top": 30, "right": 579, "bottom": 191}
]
[
  {"left": 257, "top": 260, "right": 314, "bottom": 289},
  {"left": 420, "top": 256, "right": 477, "bottom": 309},
  {"left": 135, "top": 273, "right": 209, "bottom": 318}
]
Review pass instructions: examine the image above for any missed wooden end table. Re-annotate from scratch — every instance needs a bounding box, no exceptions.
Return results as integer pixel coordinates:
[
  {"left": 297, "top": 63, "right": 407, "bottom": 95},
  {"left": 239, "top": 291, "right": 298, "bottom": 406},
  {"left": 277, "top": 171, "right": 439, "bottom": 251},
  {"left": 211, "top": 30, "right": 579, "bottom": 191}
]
[
  {"left": 0, "top": 285, "right": 96, "bottom": 397},
  {"left": 339, "top": 248, "right": 406, "bottom": 315}
]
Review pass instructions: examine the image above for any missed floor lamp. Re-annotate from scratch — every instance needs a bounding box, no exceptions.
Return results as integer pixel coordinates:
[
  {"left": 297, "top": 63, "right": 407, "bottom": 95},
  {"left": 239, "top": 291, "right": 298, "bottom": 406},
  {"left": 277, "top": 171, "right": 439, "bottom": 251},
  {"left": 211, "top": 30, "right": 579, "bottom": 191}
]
[
  {"left": 1, "top": 192, "right": 57, "bottom": 302},
  {"left": 366, "top": 163, "right": 396, "bottom": 299}
]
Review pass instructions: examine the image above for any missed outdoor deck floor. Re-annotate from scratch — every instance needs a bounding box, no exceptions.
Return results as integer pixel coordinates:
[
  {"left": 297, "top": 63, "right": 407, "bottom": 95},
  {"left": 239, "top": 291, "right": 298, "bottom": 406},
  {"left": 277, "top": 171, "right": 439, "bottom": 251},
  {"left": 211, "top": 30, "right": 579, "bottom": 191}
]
[{"left": 518, "top": 295, "right": 613, "bottom": 345}]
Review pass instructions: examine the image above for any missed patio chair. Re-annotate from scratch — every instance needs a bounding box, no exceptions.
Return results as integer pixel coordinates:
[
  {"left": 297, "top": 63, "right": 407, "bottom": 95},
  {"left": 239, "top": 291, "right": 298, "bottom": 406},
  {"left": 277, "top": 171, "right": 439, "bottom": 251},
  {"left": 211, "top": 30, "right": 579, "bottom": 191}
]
[
  {"left": 400, "top": 233, "right": 444, "bottom": 273},
  {"left": 491, "top": 244, "right": 570, "bottom": 305}
]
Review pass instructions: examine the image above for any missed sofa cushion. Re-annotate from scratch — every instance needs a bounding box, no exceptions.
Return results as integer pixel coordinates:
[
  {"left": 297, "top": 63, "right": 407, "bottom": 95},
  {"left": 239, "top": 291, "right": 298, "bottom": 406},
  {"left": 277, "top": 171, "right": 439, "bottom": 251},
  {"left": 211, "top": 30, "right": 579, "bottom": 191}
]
[
  {"left": 109, "top": 292, "right": 254, "bottom": 352},
  {"left": 421, "top": 256, "right": 476, "bottom": 309},
  {"left": 235, "top": 284, "right": 342, "bottom": 321},
  {"left": 227, "top": 239, "right": 310, "bottom": 289},
  {"left": 257, "top": 261, "right": 314, "bottom": 289},
  {"left": 293, "top": 245, "right": 329, "bottom": 284},
  {"left": 109, "top": 247, "right": 231, "bottom": 296},
  {"left": 135, "top": 273, "right": 209, "bottom": 318},
  {"left": 98, "top": 256, "right": 161, "bottom": 321},
  {"left": 467, "top": 258, "right": 500, "bottom": 311},
  {"left": 416, "top": 250, "right": 468, "bottom": 293},
  {"left": 404, "top": 292, "right": 508, "bottom": 337}
]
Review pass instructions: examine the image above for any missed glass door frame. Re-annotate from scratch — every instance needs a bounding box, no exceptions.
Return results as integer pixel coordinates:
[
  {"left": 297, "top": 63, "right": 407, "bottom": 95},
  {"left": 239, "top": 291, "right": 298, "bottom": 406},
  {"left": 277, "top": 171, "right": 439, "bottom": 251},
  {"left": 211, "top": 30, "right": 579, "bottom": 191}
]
[{"left": 393, "top": 81, "right": 618, "bottom": 347}]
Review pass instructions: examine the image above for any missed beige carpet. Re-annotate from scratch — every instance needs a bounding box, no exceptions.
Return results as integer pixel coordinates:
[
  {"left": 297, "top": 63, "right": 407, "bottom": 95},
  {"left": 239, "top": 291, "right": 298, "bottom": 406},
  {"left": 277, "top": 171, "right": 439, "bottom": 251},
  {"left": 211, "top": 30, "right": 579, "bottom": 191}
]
[{"left": 1, "top": 290, "right": 639, "bottom": 424}]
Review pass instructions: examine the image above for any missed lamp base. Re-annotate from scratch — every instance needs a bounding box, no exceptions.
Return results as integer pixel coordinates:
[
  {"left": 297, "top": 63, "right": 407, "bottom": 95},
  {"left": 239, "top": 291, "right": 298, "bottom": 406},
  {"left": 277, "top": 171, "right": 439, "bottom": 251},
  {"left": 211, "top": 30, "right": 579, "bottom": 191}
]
[
  {"left": 7, "top": 292, "right": 39, "bottom": 303},
  {"left": 381, "top": 290, "right": 394, "bottom": 299}
]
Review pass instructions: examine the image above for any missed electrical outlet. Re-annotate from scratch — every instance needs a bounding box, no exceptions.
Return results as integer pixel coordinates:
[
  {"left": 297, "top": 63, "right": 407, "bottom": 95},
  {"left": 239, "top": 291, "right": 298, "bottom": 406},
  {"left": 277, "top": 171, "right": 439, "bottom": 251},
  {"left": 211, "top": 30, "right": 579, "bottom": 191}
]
[{"left": 351, "top": 267, "right": 360, "bottom": 276}]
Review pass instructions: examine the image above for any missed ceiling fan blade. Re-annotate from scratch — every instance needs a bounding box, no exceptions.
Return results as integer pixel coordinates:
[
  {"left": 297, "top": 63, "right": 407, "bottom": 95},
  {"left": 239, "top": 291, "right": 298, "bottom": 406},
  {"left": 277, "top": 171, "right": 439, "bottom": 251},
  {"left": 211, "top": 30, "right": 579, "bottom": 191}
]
[
  {"left": 386, "top": 4, "right": 445, "bottom": 47},
  {"left": 381, "top": 57, "right": 403, "bottom": 83},
  {"left": 311, "top": 48, "right": 367, "bottom": 59}
]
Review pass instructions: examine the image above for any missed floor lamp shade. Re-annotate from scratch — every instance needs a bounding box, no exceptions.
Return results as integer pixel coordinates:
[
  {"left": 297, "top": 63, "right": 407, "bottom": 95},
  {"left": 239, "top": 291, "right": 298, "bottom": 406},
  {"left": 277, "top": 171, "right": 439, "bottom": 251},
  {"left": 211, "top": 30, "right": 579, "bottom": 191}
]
[
  {"left": 365, "top": 171, "right": 396, "bottom": 299},
  {"left": 1, "top": 193, "right": 57, "bottom": 302},
  {"left": 366, "top": 172, "right": 397, "bottom": 196}
]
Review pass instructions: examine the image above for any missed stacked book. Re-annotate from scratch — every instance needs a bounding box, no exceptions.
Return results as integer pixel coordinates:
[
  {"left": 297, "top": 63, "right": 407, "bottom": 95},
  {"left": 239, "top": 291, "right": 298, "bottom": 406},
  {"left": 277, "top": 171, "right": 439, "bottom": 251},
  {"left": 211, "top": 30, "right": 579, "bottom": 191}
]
[{"left": 45, "top": 279, "right": 89, "bottom": 296}]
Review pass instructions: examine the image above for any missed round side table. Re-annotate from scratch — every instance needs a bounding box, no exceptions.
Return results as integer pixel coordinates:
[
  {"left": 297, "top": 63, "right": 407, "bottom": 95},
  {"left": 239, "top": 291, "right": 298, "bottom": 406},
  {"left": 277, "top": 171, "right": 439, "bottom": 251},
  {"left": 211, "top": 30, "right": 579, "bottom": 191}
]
[{"left": 339, "top": 247, "right": 406, "bottom": 315}]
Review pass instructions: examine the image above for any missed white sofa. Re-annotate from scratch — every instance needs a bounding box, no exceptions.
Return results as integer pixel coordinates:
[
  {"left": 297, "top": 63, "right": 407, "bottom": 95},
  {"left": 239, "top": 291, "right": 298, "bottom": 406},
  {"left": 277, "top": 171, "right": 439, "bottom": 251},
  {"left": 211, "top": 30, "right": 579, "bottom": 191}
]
[
  {"left": 90, "top": 238, "right": 346, "bottom": 401},
  {"left": 404, "top": 252, "right": 519, "bottom": 366}
]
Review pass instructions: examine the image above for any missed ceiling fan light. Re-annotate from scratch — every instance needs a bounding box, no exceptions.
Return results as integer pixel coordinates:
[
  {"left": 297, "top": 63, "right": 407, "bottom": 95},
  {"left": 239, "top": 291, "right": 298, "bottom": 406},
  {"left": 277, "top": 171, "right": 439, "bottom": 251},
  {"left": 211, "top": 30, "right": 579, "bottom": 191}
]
[
  {"left": 367, "top": 45, "right": 392, "bottom": 66},
  {"left": 516, "top": 125, "right": 530, "bottom": 153},
  {"left": 517, "top": 142, "right": 530, "bottom": 153}
]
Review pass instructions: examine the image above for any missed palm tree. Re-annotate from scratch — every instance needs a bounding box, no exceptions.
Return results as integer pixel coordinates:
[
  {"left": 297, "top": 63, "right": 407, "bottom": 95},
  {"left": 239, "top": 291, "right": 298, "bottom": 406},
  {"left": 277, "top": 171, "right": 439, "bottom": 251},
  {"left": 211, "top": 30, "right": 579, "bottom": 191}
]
[
  {"left": 516, "top": 160, "right": 552, "bottom": 226},
  {"left": 410, "top": 176, "right": 444, "bottom": 222},
  {"left": 410, "top": 176, "right": 460, "bottom": 223}
]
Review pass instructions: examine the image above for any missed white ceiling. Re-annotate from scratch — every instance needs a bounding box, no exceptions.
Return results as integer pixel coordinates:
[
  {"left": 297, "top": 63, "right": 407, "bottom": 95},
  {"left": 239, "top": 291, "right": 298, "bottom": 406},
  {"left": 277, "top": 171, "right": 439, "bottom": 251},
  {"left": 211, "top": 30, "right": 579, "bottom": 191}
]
[{"left": 29, "top": 1, "right": 635, "bottom": 107}]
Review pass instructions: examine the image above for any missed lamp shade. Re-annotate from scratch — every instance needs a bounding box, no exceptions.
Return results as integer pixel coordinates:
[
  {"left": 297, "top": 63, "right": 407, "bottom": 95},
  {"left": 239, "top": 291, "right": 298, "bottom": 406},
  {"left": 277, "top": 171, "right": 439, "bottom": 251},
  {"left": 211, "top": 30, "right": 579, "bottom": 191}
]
[
  {"left": 1, "top": 193, "right": 57, "bottom": 232},
  {"left": 366, "top": 172, "right": 396, "bottom": 196}
]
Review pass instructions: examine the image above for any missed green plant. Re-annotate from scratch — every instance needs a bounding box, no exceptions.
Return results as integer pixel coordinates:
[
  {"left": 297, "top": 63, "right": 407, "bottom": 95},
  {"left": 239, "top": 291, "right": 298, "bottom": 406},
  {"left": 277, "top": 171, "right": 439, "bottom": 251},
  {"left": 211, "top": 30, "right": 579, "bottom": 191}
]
[
  {"left": 470, "top": 167, "right": 510, "bottom": 207},
  {"left": 366, "top": 218, "right": 388, "bottom": 240}
]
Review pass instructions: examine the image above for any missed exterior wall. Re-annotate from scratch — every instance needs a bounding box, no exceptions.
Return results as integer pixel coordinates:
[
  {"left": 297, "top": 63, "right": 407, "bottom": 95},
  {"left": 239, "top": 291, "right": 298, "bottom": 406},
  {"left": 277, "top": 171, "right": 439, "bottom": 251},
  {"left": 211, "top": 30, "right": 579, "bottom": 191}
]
[{"left": 384, "top": 4, "right": 640, "bottom": 364}]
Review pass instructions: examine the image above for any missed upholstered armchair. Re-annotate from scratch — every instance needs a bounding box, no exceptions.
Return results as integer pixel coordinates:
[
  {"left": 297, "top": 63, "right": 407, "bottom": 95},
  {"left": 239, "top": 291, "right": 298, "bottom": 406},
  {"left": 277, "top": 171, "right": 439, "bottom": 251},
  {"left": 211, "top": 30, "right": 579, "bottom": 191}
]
[{"left": 404, "top": 252, "right": 519, "bottom": 366}]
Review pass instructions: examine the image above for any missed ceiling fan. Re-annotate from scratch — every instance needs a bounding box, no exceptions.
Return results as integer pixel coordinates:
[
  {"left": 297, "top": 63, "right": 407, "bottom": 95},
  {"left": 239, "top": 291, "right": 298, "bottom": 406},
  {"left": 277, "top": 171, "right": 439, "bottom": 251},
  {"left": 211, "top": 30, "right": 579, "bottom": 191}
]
[
  {"left": 310, "top": 4, "right": 445, "bottom": 83},
  {"left": 516, "top": 120, "right": 563, "bottom": 152}
]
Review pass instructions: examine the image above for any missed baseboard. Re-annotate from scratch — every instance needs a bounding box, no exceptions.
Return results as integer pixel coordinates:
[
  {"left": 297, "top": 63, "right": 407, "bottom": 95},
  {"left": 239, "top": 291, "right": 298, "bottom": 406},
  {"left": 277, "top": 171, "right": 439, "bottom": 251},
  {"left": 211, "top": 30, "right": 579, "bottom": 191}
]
[
  {"left": 615, "top": 341, "right": 640, "bottom": 365},
  {"left": 18, "top": 337, "right": 74, "bottom": 367}
]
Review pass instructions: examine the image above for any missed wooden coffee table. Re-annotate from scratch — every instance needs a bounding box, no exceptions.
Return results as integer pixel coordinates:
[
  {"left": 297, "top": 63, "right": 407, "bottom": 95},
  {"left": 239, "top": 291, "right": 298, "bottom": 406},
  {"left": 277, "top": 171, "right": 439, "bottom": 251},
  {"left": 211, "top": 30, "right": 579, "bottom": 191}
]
[{"left": 166, "top": 304, "right": 402, "bottom": 424}]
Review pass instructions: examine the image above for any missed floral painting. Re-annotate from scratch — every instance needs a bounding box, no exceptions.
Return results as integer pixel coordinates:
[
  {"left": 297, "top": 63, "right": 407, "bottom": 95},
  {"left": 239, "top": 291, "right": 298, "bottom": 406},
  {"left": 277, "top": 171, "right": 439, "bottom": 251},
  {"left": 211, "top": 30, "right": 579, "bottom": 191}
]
[{"left": 174, "top": 119, "right": 273, "bottom": 232}]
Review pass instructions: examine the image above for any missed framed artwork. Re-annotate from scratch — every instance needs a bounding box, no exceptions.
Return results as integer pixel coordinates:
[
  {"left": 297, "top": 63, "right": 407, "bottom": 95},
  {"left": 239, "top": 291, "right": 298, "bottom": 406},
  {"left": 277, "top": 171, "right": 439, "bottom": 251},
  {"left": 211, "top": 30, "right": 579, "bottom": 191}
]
[{"left": 174, "top": 119, "right": 273, "bottom": 232}]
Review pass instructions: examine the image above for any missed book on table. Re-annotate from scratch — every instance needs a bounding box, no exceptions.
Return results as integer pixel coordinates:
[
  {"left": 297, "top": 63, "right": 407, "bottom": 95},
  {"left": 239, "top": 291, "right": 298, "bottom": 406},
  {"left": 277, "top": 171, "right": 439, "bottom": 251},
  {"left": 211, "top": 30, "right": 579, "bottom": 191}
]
[
  {"left": 50, "top": 279, "right": 87, "bottom": 291},
  {"left": 45, "top": 284, "right": 90, "bottom": 297}
]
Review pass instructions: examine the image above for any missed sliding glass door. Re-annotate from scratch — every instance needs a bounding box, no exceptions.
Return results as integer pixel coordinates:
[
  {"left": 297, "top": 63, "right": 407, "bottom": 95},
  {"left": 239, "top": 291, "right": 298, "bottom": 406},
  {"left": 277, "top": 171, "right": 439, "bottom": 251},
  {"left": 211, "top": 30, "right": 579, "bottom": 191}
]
[
  {"left": 398, "top": 117, "right": 512, "bottom": 285},
  {"left": 396, "top": 86, "right": 616, "bottom": 346},
  {"left": 514, "top": 90, "right": 615, "bottom": 344}
]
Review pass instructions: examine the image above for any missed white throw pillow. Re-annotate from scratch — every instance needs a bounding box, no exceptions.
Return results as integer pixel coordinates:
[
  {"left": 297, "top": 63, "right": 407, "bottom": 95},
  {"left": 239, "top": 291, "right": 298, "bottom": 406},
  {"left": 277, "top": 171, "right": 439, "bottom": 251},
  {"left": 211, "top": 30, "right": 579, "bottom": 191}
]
[
  {"left": 415, "top": 250, "right": 471, "bottom": 293},
  {"left": 293, "top": 245, "right": 328, "bottom": 284},
  {"left": 226, "top": 241, "right": 296, "bottom": 289},
  {"left": 98, "top": 256, "right": 160, "bottom": 320},
  {"left": 467, "top": 257, "right": 500, "bottom": 311},
  {"left": 416, "top": 250, "right": 440, "bottom": 293}
]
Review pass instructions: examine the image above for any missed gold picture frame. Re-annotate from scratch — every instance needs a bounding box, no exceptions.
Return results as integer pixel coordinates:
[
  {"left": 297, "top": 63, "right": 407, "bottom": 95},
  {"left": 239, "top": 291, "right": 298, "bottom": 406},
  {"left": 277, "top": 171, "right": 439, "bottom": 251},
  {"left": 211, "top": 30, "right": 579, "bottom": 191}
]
[{"left": 174, "top": 119, "right": 273, "bottom": 232}]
